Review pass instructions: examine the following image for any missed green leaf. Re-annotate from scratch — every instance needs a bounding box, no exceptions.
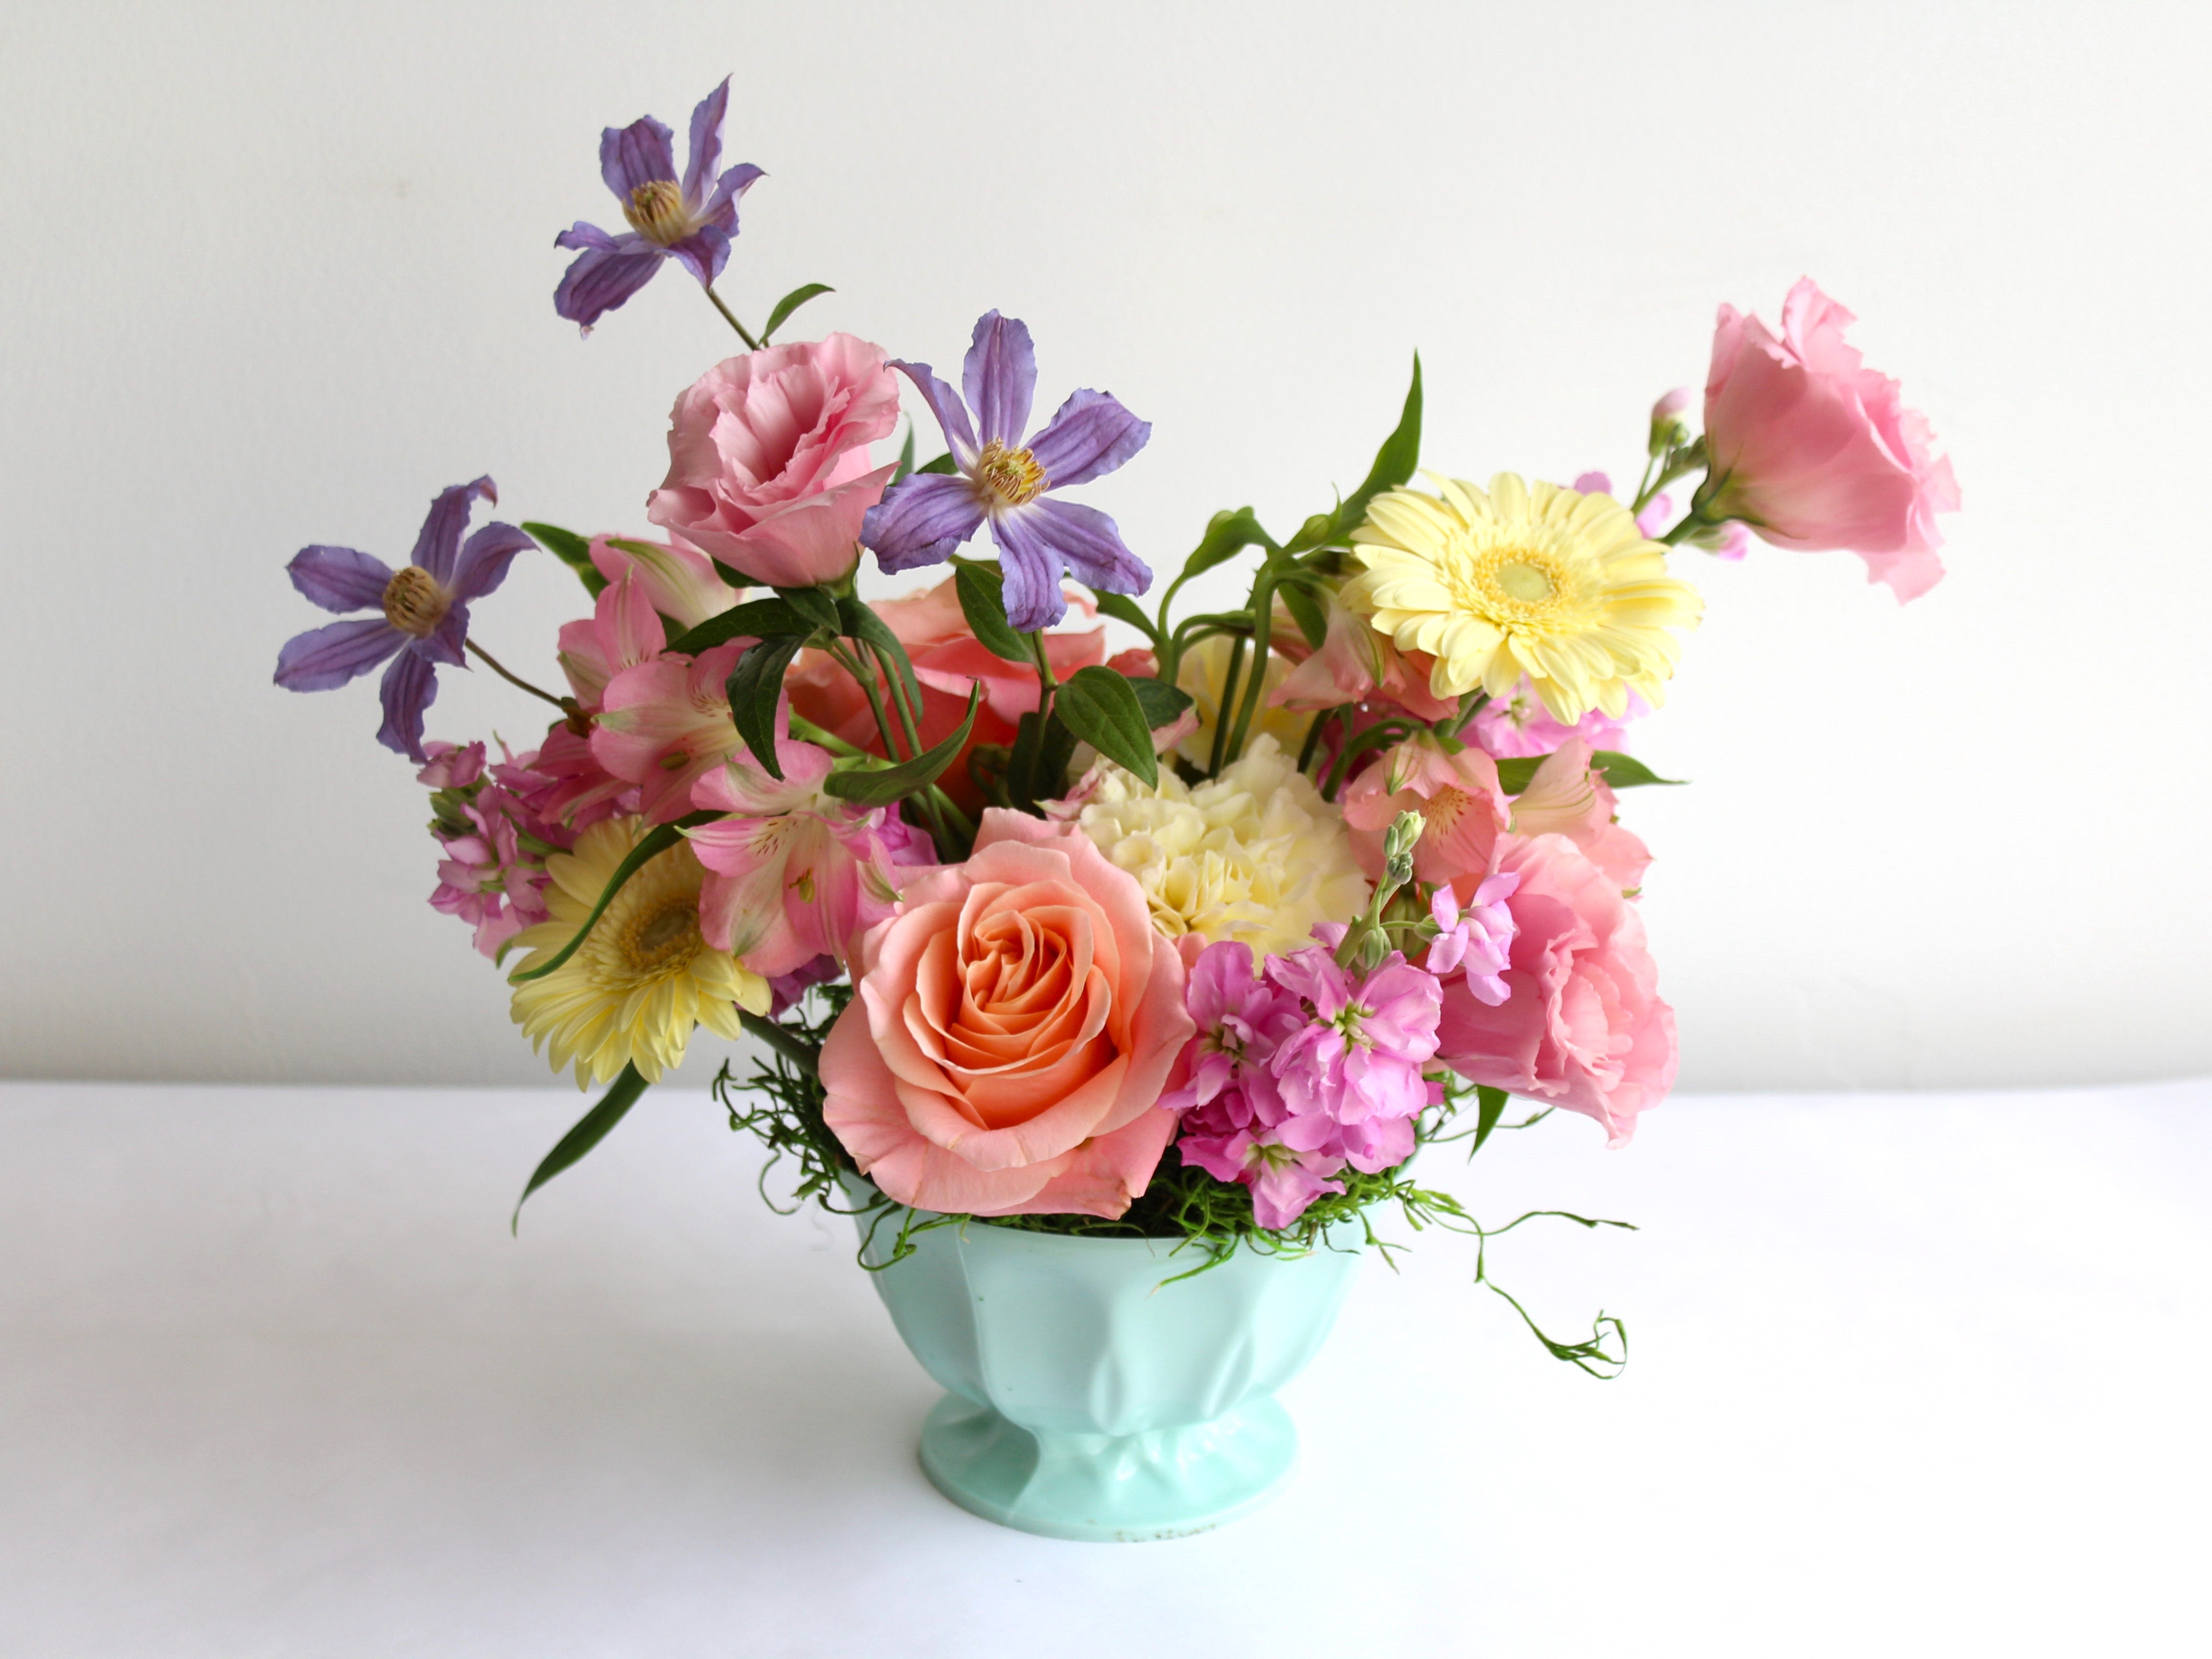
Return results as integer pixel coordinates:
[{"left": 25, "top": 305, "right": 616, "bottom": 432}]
[
  {"left": 1178, "top": 506, "right": 1276, "bottom": 586},
  {"left": 1034, "top": 712, "right": 1080, "bottom": 802},
  {"left": 953, "top": 564, "right": 1032, "bottom": 665},
  {"left": 507, "top": 818, "right": 710, "bottom": 982},
  {"left": 1470, "top": 1084, "right": 1511, "bottom": 1154},
  {"left": 1277, "top": 579, "right": 1327, "bottom": 648},
  {"left": 522, "top": 522, "right": 607, "bottom": 598},
  {"left": 1055, "top": 665, "right": 1158, "bottom": 788},
  {"left": 774, "top": 584, "right": 843, "bottom": 637},
  {"left": 1122, "top": 675, "right": 1193, "bottom": 730},
  {"left": 727, "top": 634, "right": 807, "bottom": 780},
  {"left": 512, "top": 1064, "right": 649, "bottom": 1231},
  {"left": 836, "top": 594, "right": 923, "bottom": 717},
  {"left": 1087, "top": 589, "right": 1160, "bottom": 641},
  {"left": 822, "top": 685, "right": 983, "bottom": 805},
  {"left": 890, "top": 423, "right": 917, "bottom": 486},
  {"left": 917, "top": 452, "right": 959, "bottom": 476},
  {"left": 1591, "top": 750, "right": 1683, "bottom": 788},
  {"left": 708, "top": 556, "right": 753, "bottom": 591},
  {"left": 1494, "top": 756, "right": 1541, "bottom": 794},
  {"left": 665, "top": 597, "right": 821, "bottom": 655},
  {"left": 759, "top": 282, "right": 834, "bottom": 343},
  {"left": 1331, "top": 353, "right": 1423, "bottom": 541}
]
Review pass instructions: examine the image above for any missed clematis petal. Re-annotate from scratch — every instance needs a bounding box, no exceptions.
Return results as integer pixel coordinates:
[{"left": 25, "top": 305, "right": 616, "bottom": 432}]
[
  {"left": 287, "top": 544, "right": 394, "bottom": 613},
  {"left": 1014, "top": 498, "right": 1150, "bottom": 598},
  {"left": 274, "top": 616, "right": 403, "bottom": 691},
  {"left": 376, "top": 647, "right": 439, "bottom": 761},
  {"left": 554, "top": 238, "right": 666, "bottom": 329},
  {"left": 961, "top": 311, "right": 1037, "bottom": 447},
  {"left": 1024, "top": 389, "right": 1151, "bottom": 488},
  {"left": 449, "top": 521, "right": 535, "bottom": 603},
  {"left": 600, "top": 114, "right": 677, "bottom": 201},
  {"left": 681, "top": 77, "right": 731, "bottom": 205},
  {"left": 860, "top": 473, "right": 986, "bottom": 573},
  {"left": 697, "top": 161, "right": 764, "bottom": 230},
  {"left": 409, "top": 478, "right": 495, "bottom": 585},
  {"left": 662, "top": 223, "right": 730, "bottom": 288},
  {"left": 987, "top": 509, "right": 1071, "bottom": 631},
  {"left": 553, "top": 220, "right": 621, "bottom": 254},
  {"left": 421, "top": 602, "right": 469, "bottom": 668},
  {"left": 891, "top": 361, "right": 979, "bottom": 470}
]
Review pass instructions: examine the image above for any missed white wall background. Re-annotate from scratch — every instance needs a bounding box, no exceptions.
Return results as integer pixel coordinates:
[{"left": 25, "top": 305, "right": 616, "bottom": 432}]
[{"left": 1, "top": 0, "right": 2204, "bottom": 1090}]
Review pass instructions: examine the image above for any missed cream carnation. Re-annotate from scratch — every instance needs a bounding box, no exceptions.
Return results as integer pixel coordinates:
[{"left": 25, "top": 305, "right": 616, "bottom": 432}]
[{"left": 1075, "top": 735, "right": 1370, "bottom": 959}]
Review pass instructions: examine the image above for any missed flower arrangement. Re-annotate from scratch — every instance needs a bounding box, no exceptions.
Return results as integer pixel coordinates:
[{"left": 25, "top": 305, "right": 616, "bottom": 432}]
[{"left": 277, "top": 79, "right": 1957, "bottom": 1376}]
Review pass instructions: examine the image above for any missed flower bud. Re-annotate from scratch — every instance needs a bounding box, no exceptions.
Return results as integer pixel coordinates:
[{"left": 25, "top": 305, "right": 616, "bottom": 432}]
[{"left": 1647, "top": 386, "right": 1694, "bottom": 457}]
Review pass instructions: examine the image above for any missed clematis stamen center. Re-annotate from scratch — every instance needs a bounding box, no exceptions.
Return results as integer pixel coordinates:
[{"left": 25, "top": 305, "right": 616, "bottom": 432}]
[
  {"left": 623, "top": 180, "right": 692, "bottom": 246},
  {"left": 381, "top": 565, "right": 451, "bottom": 637},
  {"left": 975, "top": 440, "right": 1048, "bottom": 509}
]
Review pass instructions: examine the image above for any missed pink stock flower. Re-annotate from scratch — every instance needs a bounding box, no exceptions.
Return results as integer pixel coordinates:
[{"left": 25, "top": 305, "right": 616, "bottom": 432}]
[
  {"left": 1340, "top": 734, "right": 1510, "bottom": 890},
  {"left": 685, "top": 721, "right": 908, "bottom": 979},
  {"left": 645, "top": 334, "right": 904, "bottom": 589},
  {"left": 1427, "top": 872, "right": 1519, "bottom": 1006},
  {"left": 820, "top": 811, "right": 1194, "bottom": 1219},
  {"left": 1506, "top": 739, "right": 1651, "bottom": 893},
  {"left": 1435, "top": 832, "right": 1676, "bottom": 1146},
  {"left": 589, "top": 639, "right": 748, "bottom": 823},
  {"left": 1700, "top": 278, "right": 1960, "bottom": 601},
  {"left": 587, "top": 534, "right": 743, "bottom": 632},
  {"left": 1468, "top": 675, "right": 1642, "bottom": 760},
  {"left": 419, "top": 740, "right": 575, "bottom": 958}
]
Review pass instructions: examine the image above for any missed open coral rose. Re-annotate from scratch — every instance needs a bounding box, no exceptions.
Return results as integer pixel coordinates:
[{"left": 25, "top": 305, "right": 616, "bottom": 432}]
[{"left": 820, "top": 810, "right": 1193, "bottom": 1217}]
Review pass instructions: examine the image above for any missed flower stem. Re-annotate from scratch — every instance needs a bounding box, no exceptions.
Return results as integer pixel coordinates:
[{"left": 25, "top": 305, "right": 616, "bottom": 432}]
[
  {"left": 466, "top": 640, "right": 571, "bottom": 712},
  {"left": 704, "top": 283, "right": 762, "bottom": 350}
]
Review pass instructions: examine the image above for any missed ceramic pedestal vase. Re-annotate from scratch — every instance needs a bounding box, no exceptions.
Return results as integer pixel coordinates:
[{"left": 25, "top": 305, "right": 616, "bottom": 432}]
[{"left": 849, "top": 1189, "right": 1364, "bottom": 1542}]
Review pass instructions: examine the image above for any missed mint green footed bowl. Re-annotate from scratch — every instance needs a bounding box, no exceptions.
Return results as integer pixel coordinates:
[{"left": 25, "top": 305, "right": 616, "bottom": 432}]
[{"left": 846, "top": 1181, "right": 1365, "bottom": 1542}]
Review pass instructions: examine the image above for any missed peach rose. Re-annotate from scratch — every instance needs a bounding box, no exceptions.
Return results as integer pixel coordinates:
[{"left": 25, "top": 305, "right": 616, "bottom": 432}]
[{"left": 820, "top": 811, "right": 1194, "bottom": 1217}]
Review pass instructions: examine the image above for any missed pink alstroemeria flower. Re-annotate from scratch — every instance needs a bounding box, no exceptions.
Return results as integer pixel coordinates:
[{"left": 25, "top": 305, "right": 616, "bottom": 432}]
[
  {"left": 1340, "top": 734, "right": 1511, "bottom": 891},
  {"left": 1270, "top": 587, "right": 1458, "bottom": 723},
  {"left": 590, "top": 639, "right": 749, "bottom": 824},
  {"left": 684, "top": 712, "right": 906, "bottom": 977},
  {"left": 1505, "top": 738, "right": 1651, "bottom": 894}
]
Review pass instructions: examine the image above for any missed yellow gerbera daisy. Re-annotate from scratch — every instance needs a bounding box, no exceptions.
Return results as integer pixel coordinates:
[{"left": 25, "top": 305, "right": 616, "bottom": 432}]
[
  {"left": 508, "top": 817, "right": 769, "bottom": 1090},
  {"left": 1345, "top": 473, "right": 1702, "bottom": 723}
]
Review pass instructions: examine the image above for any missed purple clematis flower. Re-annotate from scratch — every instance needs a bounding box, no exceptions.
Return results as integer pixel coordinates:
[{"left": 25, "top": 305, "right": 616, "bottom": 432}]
[
  {"left": 554, "top": 77, "right": 764, "bottom": 333},
  {"left": 274, "top": 478, "right": 534, "bottom": 763},
  {"left": 861, "top": 311, "right": 1152, "bottom": 631}
]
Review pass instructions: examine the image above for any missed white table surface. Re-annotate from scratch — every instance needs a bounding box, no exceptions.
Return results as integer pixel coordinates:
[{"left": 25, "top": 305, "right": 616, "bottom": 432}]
[{"left": 2, "top": 1076, "right": 2205, "bottom": 1657}]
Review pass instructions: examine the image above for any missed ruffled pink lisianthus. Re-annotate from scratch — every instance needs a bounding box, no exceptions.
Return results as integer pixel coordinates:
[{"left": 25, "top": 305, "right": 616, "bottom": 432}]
[
  {"left": 1700, "top": 278, "right": 1960, "bottom": 601},
  {"left": 820, "top": 812, "right": 1193, "bottom": 1218},
  {"left": 646, "top": 334, "right": 903, "bottom": 588},
  {"left": 1434, "top": 832, "right": 1676, "bottom": 1145}
]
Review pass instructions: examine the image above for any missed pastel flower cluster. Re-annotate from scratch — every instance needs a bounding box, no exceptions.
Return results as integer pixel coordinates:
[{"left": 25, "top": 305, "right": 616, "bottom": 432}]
[{"left": 274, "top": 73, "right": 1956, "bottom": 1256}]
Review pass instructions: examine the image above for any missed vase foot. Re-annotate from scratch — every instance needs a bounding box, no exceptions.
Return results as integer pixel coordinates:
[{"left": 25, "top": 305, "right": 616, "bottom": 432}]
[{"left": 915, "top": 1392, "right": 1299, "bottom": 1542}]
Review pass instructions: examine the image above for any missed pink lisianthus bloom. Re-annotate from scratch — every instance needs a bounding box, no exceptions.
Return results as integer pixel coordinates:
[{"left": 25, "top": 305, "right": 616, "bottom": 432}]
[
  {"left": 589, "top": 639, "right": 748, "bottom": 824},
  {"left": 1435, "top": 832, "right": 1676, "bottom": 1146},
  {"left": 587, "top": 534, "right": 744, "bottom": 632},
  {"left": 1270, "top": 587, "right": 1458, "bottom": 723},
  {"left": 684, "top": 709, "right": 910, "bottom": 978},
  {"left": 1468, "top": 675, "right": 1643, "bottom": 760},
  {"left": 1504, "top": 738, "right": 1651, "bottom": 893},
  {"left": 1340, "top": 733, "right": 1511, "bottom": 890},
  {"left": 1699, "top": 277, "right": 1960, "bottom": 601},
  {"left": 419, "top": 740, "right": 574, "bottom": 958},
  {"left": 819, "top": 811, "right": 1194, "bottom": 1219},
  {"left": 645, "top": 333, "right": 904, "bottom": 589},
  {"left": 1426, "top": 872, "right": 1519, "bottom": 1006}
]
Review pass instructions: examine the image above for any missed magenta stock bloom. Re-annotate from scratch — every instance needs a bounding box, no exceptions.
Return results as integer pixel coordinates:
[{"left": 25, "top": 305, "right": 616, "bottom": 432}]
[
  {"left": 554, "top": 77, "right": 764, "bottom": 333},
  {"left": 862, "top": 312, "right": 1152, "bottom": 630},
  {"left": 274, "top": 478, "right": 532, "bottom": 763},
  {"left": 1427, "top": 872, "right": 1519, "bottom": 1007}
]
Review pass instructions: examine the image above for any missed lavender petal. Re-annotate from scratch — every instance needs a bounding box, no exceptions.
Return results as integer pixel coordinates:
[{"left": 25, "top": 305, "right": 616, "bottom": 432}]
[
  {"left": 376, "top": 648, "right": 439, "bottom": 762},
  {"left": 987, "top": 510, "right": 1071, "bottom": 631},
  {"left": 664, "top": 224, "right": 730, "bottom": 288},
  {"left": 892, "top": 361, "right": 979, "bottom": 469},
  {"left": 274, "top": 616, "right": 403, "bottom": 692},
  {"left": 860, "top": 473, "right": 985, "bottom": 572},
  {"left": 449, "top": 521, "right": 535, "bottom": 603},
  {"left": 554, "top": 240, "right": 666, "bottom": 328},
  {"left": 681, "top": 77, "right": 731, "bottom": 206},
  {"left": 409, "top": 478, "right": 496, "bottom": 585},
  {"left": 1025, "top": 389, "right": 1151, "bottom": 488},
  {"left": 1017, "top": 498, "right": 1151, "bottom": 597},
  {"left": 697, "top": 162, "right": 764, "bottom": 232},
  {"left": 599, "top": 114, "right": 678, "bottom": 202},
  {"left": 421, "top": 604, "right": 469, "bottom": 669},
  {"left": 287, "top": 544, "right": 394, "bottom": 613},
  {"left": 553, "top": 220, "right": 621, "bottom": 253},
  {"left": 961, "top": 311, "right": 1037, "bottom": 447}
]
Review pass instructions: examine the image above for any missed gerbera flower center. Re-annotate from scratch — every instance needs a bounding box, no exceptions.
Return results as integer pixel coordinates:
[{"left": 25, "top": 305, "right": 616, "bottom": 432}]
[
  {"left": 381, "top": 565, "right": 451, "bottom": 637},
  {"left": 623, "top": 180, "right": 692, "bottom": 245},
  {"left": 975, "top": 440, "right": 1048, "bottom": 509},
  {"left": 620, "top": 896, "right": 704, "bottom": 978},
  {"left": 1451, "top": 538, "right": 1582, "bottom": 628}
]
